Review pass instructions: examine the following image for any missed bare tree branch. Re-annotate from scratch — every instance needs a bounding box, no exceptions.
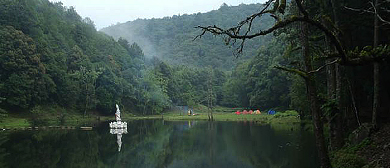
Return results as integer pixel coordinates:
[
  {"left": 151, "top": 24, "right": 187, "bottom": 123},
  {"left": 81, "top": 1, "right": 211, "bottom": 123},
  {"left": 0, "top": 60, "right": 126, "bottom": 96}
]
[
  {"left": 195, "top": 0, "right": 277, "bottom": 54},
  {"left": 196, "top": 16, "right": 347, "bottom": 62},
  {"left": 232, "top": 0, "right": 275, "bottom": 30},
  {"left": 308, "top": 59, "right": 339, "bottom": 74},
  {"left": 370, "top": 1, "right": 390, "bottom": 25},
  {"left": 344, "top": 6, "right": 375, "bottom": 14},
  {"left": 345, "top": 1, "right": 390, "bottom": 25},
  {"left": 274, "top": 65, "right": 308, "bottom": 78}
]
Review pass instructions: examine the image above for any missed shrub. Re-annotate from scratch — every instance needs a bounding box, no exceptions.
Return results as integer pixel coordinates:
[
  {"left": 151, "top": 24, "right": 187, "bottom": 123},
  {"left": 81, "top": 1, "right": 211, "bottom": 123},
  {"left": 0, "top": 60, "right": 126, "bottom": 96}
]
[
  {"left": 273, "top": 110, "right": 299, "bottom": 118},
  {"left": 0, "top": 108, "right": 8, "bottom": 122},
  {"left": 30, "top": 105, "right": 48, "bottom": 126},
  {"left": 331, "top": 150, "right": 366, "bottom": 168},
  {"left": 331, "top": 139, "right": 370, "bottom": 168}
]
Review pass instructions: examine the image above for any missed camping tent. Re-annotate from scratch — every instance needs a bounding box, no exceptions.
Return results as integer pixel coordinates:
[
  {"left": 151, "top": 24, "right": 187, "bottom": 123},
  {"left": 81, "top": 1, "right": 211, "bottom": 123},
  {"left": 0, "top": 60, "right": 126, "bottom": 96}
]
[{"left": 268, "top": 110, "right": 276, "bottom": 115}]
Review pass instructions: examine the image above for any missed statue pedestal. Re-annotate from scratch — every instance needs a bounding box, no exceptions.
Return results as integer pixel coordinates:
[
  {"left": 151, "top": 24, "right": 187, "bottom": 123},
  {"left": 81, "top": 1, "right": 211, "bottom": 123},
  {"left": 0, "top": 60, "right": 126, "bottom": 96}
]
[
  {"left": 110, "top": 127, "right": 128, "bottom": 134},
  {"left": 109, "top": 121, "right": 127, "bottom": 129}
]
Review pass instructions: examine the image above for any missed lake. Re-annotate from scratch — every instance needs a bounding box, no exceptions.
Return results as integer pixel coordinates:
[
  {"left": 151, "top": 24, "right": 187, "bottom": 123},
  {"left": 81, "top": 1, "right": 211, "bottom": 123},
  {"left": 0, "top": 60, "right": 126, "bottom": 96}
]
[{"left": 0, "top": 120, "right": 319, "bottom": 168}]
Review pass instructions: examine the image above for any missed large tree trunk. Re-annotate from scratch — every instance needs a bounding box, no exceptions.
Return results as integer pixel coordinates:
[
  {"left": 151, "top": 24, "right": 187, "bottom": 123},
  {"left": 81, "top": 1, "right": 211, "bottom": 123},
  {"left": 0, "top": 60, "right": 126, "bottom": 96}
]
[
  {"left": 301, "top": 21, "right": 332, "bottom": 168},
  {"left": 306, "top": 77, "right": 332, "bottom": 168},
  {"left": 372, "top": 62, "right": 379, "bottom": 128},
  {"left": 327, "top": 0, "right": 345, "bottom": 150},
  {"left": 327, "top": 61, "right": 344, "bottom": 151},
  {"left": 331, "top": 63, "right": 344, "bottom": 149},
  {"left": 372, "top": 0, "right": 380, "bottom": 129},
  {"left": 207, "top": 67, "right": 214, "bottom": 121}
]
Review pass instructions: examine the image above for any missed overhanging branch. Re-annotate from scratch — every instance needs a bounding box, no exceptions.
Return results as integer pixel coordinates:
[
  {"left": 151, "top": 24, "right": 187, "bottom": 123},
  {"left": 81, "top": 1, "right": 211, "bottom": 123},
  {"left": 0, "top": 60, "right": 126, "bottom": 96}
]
[
  {"left": 196, "top": 16, "right": 347, "bottom": 62},
  {"left": 308, "top": 59, "right": 339, "bottom": 74},
  {"left": 274, "top": 66, "right": 308, "bottom": 78},
  {"left": 345, "top": 4, "right": 390, "bottom": 25},
  {"left": 346, "top": 45, "right": 390, "bottom": 65}
]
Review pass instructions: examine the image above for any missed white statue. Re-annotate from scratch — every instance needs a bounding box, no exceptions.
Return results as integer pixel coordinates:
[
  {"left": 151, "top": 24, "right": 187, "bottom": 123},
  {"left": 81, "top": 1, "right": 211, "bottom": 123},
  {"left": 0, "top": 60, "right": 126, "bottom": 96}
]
[
  {"left": 115, "top": 104, "right": 121, "bottom": 121},
  {"left": 109, "top": 104, "right": 127, "bottom": 129},
  {"left": 109, "top": 104, "right": 128, "bottom": 152}
]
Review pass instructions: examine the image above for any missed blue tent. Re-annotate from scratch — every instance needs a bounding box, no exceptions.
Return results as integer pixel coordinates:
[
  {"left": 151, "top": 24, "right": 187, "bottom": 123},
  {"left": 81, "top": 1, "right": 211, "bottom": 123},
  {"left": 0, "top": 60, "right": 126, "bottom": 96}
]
[{"left": 268, "top": 110, "right": 276, "bottom": 115}]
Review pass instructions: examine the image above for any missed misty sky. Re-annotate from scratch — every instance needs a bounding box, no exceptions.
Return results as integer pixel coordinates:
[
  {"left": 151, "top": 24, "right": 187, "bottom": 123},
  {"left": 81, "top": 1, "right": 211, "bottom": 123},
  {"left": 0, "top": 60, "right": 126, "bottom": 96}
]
[{"left": 49, "top": 0, "right": 267, "bottom": 30}]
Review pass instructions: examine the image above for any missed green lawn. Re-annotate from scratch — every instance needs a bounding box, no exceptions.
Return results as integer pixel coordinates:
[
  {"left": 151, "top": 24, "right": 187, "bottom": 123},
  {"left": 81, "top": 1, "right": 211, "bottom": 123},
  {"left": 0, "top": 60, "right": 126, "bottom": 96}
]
[
  {"left": 0, "top": 117, "right": 30, "bottom": 128},
  {"left": 0, "top": 106, "right": 304, "bottom": 128},
  {"left": 128, "top": 108, "right": 302, "bottom": 126}
]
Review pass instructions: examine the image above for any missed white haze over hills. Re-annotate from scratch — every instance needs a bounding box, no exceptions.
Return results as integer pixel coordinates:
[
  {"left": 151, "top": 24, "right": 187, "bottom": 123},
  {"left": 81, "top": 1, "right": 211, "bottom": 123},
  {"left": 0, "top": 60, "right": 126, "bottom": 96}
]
[
  {"left": 103, "top": 19, "right": 161, "bottom": 59},
  {"left": 49, "top": 0, "right": 266, "bottom": 30},
  {"left": 101, "top": 3, "right": 273, "bottom": 69},
  {"left": 48, "top": 0, "right": 270, "bottom": 68}
]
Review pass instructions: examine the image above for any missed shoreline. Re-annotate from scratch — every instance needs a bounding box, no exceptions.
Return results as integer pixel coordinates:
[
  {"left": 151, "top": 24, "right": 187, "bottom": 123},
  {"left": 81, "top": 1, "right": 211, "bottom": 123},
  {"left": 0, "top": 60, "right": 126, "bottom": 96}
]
[{"left": 0, "top": 112, "right": 303, "bottom": 130}]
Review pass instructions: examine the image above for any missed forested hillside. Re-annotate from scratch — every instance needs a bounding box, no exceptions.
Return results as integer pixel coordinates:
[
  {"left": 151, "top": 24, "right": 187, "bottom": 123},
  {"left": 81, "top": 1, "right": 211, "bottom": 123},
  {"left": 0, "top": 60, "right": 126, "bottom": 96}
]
[
  {"left": 101, "top": 3, "right": 274, "bottom": 70},
  {"left": 0, "top": 0, "right": 292, "bottom": 117},
  {"left": 0, "top": 0, "right": 169, "bottom": 115},
  {"left": 101, "top": 3, "right": 293, "bottom": 110}
]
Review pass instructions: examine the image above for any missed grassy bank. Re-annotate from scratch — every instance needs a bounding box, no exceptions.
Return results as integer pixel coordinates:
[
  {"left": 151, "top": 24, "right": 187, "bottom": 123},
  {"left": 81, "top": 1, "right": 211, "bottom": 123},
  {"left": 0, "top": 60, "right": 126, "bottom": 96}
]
[
  {"left": 0, "top": 112, "right": 112, "bottom": 128},
  {"left": 0, "top": 106, "right": 304, "bottom": 128},
  {"left": 130, "top": 107, "right": 304, "bottom": 126},
  {"left": 0, "top": 105, "right": 114, "bottom": 128}
]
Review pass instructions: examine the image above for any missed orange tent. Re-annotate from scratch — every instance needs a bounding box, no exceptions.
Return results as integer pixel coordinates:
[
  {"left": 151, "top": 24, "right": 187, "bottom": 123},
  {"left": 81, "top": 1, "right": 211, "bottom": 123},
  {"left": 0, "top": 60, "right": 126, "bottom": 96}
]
[{"left": 255, "top": 110, "right": 261, "bottom": 114}]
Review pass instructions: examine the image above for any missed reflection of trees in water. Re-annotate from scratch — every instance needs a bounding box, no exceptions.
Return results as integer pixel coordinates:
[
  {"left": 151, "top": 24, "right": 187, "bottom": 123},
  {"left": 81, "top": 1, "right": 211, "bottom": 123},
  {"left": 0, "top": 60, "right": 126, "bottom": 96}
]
[
  {"left": 164, "top": 122, "right": 317, "bottom": 168},
  {"left": 108, "top": 120, "right": 174, "bottom": 168},
  {"left": 208, "top": 121, "right": 215, "bottom": 167},
  {"left": 0, "top": 133, "right": 9, "bottom": 168},
  {"left": 107, "top": 121, "right": 318, "bottom": 168},
  {"left": 0, "top": 130, "right": 102, "bottom": 168},
  {"left": 0, "top": 121, "right": 318, "bottom": 168}
]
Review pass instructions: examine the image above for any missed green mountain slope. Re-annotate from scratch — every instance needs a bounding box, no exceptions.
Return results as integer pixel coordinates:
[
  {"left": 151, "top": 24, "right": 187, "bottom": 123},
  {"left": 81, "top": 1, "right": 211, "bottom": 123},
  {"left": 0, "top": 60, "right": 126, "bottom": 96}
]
[
  {"left": 101, "top": 3, "right": 274, "bottom": 70},
  {"left": 0, "top": 0, "right": 149, "bottom": 114}
]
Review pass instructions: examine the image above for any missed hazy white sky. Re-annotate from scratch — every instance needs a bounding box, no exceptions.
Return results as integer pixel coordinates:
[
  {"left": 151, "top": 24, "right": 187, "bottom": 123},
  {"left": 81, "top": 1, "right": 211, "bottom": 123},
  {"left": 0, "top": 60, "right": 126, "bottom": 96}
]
[{"left": 49, "top": 0, "right": 266, "bottom": 30}]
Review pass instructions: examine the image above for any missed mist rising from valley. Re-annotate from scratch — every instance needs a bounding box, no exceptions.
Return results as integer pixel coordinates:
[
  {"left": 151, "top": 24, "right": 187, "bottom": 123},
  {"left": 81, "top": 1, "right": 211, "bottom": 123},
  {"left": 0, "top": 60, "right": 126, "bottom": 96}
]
[{"left": 101, "top": 3, "right": 274, "bottom": 70}]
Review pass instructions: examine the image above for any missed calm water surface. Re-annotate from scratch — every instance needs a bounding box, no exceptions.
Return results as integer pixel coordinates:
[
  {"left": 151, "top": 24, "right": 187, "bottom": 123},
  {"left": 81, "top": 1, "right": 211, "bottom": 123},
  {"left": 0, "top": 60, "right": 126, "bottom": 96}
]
[{"left": 0, "top": 120, "right": 319, "bottom": 168}]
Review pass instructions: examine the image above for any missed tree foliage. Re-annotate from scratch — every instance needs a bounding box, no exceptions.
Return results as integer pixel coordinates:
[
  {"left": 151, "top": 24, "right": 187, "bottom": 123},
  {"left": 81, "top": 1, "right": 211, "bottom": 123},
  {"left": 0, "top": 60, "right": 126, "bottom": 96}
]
[{"left": 0, "top": 0, "right": 166, "bottom": 115}]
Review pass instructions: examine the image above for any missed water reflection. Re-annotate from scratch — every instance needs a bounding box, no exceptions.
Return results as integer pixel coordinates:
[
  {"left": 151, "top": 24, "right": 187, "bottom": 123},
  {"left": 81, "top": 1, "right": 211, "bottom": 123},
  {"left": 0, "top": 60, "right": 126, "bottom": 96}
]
[
  {"left": 0, "top": 121, "right": 319, "bottom": 168},
  {"left": 110, "top": 128, "right": 128, "bottom": 152}
]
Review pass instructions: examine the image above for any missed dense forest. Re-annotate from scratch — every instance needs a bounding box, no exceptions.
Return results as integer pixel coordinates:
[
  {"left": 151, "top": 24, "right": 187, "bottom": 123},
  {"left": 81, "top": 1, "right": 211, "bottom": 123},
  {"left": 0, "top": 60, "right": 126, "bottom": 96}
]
[
  {"left": 0, "top": 0, "right": 294, "bottom": 117},
  {"left": 0, "top": 0, "right": 165, "bottom": 115},
  {"left": 102, "top": 3, "right": 296, "bottom": 110}
]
